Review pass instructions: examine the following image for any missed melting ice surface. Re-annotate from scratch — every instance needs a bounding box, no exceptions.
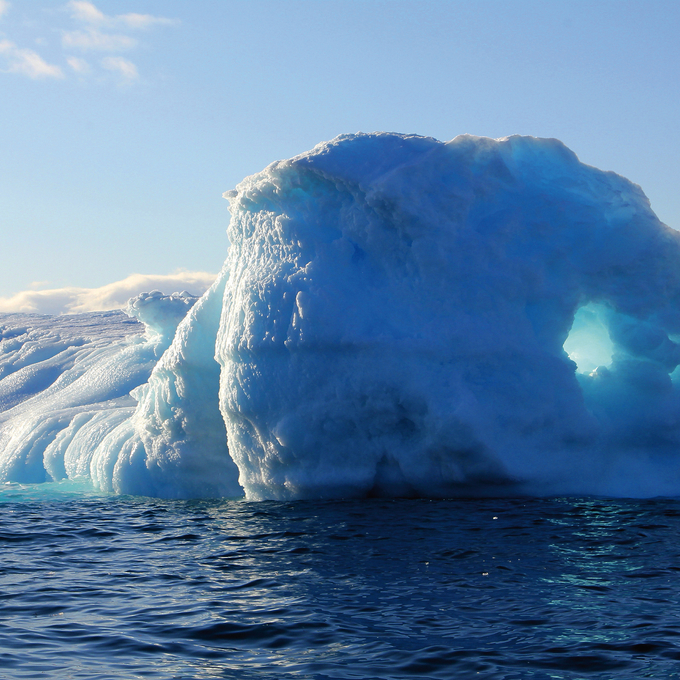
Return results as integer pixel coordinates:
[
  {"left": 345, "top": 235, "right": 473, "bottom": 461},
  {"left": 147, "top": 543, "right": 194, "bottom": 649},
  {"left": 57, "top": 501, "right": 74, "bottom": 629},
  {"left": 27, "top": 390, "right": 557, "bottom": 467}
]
[{"left": 3, "top": 132, "right": 680, "bottom": 500}]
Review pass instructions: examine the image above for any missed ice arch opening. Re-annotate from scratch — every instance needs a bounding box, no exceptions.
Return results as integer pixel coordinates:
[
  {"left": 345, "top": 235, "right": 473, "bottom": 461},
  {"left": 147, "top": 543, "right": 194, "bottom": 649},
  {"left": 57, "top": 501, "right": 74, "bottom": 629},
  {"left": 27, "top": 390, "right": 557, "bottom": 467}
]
[{"left": 564, "top": 303, "right": 614, "bottom": 375}]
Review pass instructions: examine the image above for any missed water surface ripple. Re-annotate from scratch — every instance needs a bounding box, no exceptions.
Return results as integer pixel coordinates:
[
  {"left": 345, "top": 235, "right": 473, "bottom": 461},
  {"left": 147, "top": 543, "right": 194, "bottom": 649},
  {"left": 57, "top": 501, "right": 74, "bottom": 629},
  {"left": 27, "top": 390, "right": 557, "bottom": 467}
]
[{"left": 2, "top": 490, "right": 680, "bottom": 679}]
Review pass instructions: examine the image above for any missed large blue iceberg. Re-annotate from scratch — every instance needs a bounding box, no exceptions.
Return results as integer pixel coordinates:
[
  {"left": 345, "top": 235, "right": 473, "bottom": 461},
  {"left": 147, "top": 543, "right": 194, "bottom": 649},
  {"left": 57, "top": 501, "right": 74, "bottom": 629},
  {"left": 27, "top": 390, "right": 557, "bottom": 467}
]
[{"left": 3, "top": 133, "right": 680, "bottom": 499}]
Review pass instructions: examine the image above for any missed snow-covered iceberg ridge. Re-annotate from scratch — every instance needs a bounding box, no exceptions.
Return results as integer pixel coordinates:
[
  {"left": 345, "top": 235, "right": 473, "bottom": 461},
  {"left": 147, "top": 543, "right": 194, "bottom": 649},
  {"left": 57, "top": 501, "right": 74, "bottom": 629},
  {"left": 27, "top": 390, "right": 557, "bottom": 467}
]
[{"left": 3, "top": 132, "right": 680, "bottom": 499}]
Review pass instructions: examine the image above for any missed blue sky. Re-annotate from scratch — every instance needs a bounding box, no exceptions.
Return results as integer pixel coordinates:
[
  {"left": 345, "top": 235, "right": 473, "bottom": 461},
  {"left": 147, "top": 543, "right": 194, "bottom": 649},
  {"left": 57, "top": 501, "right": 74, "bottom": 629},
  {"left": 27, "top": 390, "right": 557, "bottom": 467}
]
[{"left": 1, "top": 0, "right": 679, "bottom": 312}]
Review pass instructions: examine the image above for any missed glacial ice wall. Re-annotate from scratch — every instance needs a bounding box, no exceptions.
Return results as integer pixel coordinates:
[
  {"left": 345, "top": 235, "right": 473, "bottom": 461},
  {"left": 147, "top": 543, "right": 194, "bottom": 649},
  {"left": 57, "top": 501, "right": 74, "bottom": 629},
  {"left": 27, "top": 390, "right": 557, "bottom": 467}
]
[{"left": 2, "top": 132, "right": 680, "bottom": 499}]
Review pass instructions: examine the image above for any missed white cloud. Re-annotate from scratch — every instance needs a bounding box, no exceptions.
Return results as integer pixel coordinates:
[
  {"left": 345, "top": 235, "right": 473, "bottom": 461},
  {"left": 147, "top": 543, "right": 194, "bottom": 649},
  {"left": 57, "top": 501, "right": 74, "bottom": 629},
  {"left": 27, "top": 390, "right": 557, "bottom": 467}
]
[
  {"left": 66, "top": 55, "right": 90, "bottom": 74},
  {"left": 0, "top": 39, "right": 64, "bottom": 79},
  {"left": 0, "top": 6, "right": 63, "bottom": 82},
  {"left": 118, "top": 13, "right": 177, "bottom": 30},
  {"left": 62, "top": 28, "right": 136, "bottom": 51},
  {"left": 66, "top": 0, "right": 105, "bottom": 25},
  {"left": 60, "top": 2, "right": 178, "bottom": 82},
  {"left": 0, "top": 271, "right": 217, "bottom": 315},
  {"left": 65, "top": 1, "right": 178, "bottom": 30},
  {"left": 101, "top": 55, "right": 137, "bottom": 81}
]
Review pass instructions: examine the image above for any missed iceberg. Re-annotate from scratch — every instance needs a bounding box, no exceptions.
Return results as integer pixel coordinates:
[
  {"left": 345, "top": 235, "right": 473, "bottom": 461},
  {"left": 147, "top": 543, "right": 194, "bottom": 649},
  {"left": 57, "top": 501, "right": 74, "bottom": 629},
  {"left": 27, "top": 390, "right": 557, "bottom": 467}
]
[
  {"left": 3, "top": 132, "right": 680, "bottom": 499},
  {"left": 0, "top": 292, "right": 197, "bottom": 487}
]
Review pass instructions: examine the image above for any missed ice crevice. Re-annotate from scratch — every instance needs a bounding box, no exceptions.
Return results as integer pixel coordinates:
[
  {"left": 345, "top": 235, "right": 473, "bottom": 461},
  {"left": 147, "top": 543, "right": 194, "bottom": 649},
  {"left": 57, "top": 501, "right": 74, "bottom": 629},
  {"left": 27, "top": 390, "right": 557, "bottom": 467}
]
[{"left": 3, "top": 132, "right": 680, "bottom": 499}]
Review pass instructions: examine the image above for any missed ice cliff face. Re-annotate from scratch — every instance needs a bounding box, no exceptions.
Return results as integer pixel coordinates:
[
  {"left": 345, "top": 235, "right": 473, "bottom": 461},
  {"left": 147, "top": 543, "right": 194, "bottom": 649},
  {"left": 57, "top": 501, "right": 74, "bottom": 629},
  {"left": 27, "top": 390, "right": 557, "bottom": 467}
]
[{"left": 3, "top": 133, "right": 680, "bottom": 499}]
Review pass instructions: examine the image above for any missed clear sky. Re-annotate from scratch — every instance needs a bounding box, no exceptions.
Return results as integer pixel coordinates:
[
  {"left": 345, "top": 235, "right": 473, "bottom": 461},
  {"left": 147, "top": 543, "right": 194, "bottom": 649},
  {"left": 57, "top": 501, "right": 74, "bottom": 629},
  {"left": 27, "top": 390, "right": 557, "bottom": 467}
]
[{"left": 1, "top": 0, "right": 679, "bottom": 312}]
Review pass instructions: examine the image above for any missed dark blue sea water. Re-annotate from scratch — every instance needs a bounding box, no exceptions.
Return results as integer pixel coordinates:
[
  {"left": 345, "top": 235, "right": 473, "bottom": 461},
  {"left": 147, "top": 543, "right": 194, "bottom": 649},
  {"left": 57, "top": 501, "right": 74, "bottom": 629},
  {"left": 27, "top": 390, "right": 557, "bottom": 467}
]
[{"left": 2, "top": 483, "right": 680, "bottom": 679}]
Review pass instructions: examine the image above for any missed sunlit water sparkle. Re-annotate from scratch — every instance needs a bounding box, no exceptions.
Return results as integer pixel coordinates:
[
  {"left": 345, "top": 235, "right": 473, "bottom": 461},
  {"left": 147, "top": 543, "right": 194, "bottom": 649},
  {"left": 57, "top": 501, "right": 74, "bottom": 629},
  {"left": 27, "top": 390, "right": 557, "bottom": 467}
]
[{"left": 2, "top": 482, "right": 680, "bottom": 679}]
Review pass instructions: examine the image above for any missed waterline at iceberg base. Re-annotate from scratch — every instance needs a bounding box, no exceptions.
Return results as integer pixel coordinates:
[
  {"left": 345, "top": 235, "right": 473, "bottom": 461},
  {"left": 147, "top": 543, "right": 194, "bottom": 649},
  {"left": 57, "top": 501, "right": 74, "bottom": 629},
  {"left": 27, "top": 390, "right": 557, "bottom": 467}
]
[{"left": 3, "top": 132, "right": 680, "bottom": 500}]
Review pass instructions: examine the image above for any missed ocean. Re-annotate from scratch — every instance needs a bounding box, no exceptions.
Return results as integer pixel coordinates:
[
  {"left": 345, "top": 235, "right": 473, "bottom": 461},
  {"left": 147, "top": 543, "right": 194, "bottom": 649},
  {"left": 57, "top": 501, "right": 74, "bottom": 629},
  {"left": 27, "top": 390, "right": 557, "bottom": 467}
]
[{"left": 2, "top": 483, "right": 680, "bottom": 679}]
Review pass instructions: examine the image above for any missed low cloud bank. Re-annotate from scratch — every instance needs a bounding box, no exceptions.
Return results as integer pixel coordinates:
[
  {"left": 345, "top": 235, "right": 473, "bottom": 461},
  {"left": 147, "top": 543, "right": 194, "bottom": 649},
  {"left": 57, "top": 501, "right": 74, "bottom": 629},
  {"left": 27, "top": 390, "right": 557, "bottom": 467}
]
[{"left": 0, "top": 271, "right": 217, "bottom": 315}]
